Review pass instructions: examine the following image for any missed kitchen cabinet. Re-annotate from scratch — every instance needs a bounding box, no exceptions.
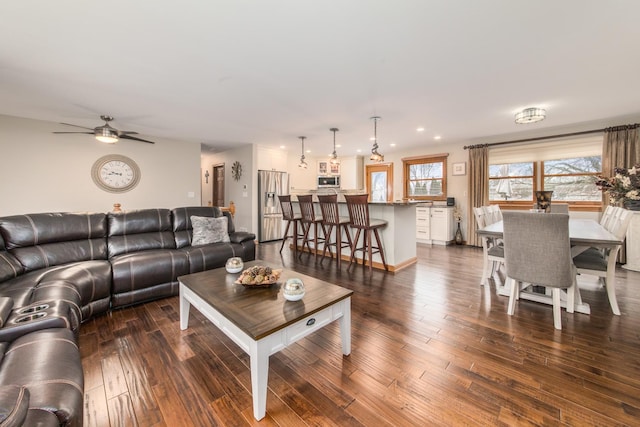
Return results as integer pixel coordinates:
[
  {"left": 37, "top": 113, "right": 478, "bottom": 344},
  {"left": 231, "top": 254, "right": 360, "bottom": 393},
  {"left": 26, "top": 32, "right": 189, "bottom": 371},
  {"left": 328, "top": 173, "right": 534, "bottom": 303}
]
[
  {"left": 256, "top": 146, "right": 288, "bottom": 172},
  {"left": 339, "top": 155, "right": 364, "bottom": 189},
  {"left": 416, "top": 205, "right": 454, "bottom": 245}
]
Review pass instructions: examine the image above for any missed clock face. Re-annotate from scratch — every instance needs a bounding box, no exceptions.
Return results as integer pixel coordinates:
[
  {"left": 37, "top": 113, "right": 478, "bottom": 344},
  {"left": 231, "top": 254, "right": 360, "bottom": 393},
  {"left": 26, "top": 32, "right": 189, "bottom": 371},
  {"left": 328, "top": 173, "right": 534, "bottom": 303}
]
[{"left": 91, "top": 155, "right": 141, "bottom": 193}]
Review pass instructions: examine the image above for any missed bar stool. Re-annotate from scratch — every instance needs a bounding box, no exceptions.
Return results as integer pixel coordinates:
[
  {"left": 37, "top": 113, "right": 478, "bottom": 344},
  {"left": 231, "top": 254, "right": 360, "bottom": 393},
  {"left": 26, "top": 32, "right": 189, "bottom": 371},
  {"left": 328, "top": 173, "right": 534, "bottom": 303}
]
[
  {"left": 297, "top": 195, "right": 325, "bottom": 259},
  {"left": 318, "top": 194, "right": 352, "bottom": 268},
  {"left": 344, "top": 194, "right": 388, "bottom": 272},
  {"left": 278, "top": 195, "right": 302, "bottom": 254}
]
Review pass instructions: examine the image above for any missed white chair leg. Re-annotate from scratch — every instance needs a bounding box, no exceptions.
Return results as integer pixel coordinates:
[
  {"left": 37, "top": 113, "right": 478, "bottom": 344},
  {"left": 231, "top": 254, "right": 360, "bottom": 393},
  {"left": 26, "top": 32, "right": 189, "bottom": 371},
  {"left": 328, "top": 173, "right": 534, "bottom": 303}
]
[
  {"left": 507, "top": 277, "right": 517, "bottom": 315},
  {"left": 566, "top": 280, "right": 576, "bottom": 314},
  {"left": 605, "top": 261, "right": 621, "bottom": 316},
  {"left": 552, "top": 288, "right": 562, "bottom": 330}
]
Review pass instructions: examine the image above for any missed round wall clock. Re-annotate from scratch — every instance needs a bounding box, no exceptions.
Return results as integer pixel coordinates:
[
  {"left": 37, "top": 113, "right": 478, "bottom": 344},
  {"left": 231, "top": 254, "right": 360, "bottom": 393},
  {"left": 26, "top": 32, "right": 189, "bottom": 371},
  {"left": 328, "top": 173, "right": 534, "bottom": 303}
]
[
  {"left": 91, "top": 154, "right": 141, "bottom": 193},
  {"left": 232, "top": 161, "right": 242, "bottom": 181}
]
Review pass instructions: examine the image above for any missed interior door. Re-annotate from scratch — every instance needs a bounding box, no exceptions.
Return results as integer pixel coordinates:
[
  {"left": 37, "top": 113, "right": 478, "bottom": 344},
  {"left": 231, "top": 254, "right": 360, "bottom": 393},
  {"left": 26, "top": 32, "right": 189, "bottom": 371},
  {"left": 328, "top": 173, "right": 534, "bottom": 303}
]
[
  {"left": 212, "top": 164, "right": 225, "bottom": 207},
  {"left": 366, "top": 163, "right": 393, "bottom": 202}
]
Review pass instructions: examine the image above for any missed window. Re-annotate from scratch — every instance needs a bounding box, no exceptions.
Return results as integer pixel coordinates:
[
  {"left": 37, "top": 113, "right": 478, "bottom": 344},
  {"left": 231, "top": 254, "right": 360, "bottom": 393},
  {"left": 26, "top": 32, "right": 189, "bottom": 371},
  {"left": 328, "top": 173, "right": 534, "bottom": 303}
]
[
  {"left": 488, "top": 136, "right": 603, "bottom": 211},
  {"left": 489, "top": 162, "right": 535, "bottom": 201},
  {"left": 403, "top": 155, "right": 447, "bottom": 200},
  {"left": 542, "top": 156, "right": 602, "bottom": 201}
]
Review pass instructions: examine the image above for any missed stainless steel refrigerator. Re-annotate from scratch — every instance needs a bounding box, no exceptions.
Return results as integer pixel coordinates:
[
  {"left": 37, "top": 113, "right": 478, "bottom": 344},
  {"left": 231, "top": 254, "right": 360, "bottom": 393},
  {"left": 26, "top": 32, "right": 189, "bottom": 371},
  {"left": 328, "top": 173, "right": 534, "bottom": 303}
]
[{"left": 258, "top": 170, "right": 289, "bottom": 242}]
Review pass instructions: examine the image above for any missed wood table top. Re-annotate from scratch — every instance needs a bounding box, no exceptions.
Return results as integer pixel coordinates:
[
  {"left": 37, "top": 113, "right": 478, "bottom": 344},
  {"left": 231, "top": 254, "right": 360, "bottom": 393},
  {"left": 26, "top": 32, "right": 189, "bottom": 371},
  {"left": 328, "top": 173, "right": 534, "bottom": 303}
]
[{"left": 178, "top": 260, "right": 353, "bottom": 340}]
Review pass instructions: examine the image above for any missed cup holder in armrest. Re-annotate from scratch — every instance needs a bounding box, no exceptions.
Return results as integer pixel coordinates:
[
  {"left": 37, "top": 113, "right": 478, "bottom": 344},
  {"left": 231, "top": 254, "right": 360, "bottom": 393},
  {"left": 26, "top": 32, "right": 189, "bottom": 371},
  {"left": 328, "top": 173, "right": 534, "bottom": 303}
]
[
  {"left": 15, "top": 312, "right": 47, "bottom": 323},
  {"left": 17, "top": 304, "right": 49, "bottom": 314},
  {"left": 0, "top": 301, "right": 71, "bottom": 342}
]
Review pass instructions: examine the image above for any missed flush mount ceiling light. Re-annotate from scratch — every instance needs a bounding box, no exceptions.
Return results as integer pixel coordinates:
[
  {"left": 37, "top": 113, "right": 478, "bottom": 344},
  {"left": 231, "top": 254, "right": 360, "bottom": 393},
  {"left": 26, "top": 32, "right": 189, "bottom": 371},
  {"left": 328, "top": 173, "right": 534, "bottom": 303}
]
[
  {"left": 329, "top": 128, "right": 340, "bottom": 165},
  {"left": 298, "top": 136, "right": 308, "bottom": 169},
  {"left": 515, "top": 108, "right": 546, "bottom": 124},
  {"left": 370, "top": 116, "right": 384, "bottom": 162}
]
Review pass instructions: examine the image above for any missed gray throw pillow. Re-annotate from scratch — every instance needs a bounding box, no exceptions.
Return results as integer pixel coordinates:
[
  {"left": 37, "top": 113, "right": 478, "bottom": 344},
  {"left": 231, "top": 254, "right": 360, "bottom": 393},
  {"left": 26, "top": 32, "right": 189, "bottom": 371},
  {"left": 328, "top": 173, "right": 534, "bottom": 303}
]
[{"left": 190, "top": 216, "right": 230, "bottom": 245}]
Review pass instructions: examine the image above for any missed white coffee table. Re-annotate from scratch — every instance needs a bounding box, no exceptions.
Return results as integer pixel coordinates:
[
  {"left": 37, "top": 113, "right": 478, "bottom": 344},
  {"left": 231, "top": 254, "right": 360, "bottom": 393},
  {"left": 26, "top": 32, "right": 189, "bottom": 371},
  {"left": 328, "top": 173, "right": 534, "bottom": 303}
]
[{"left": 178, "top": 260, "right": 353, "bottom": 420}]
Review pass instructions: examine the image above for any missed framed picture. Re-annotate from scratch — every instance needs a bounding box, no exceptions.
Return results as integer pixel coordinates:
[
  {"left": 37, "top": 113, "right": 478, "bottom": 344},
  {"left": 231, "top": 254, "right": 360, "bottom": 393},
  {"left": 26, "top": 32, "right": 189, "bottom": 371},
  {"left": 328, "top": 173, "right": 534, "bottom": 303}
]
[
  {"left": 329, "top": 162, "right": 340, "bottom": 175},
  {"left": 452, "top": 162, "right": 466, "bottom": 176},
  {"left": 318, "top": 161, "right": 328, "bottom": 175}
]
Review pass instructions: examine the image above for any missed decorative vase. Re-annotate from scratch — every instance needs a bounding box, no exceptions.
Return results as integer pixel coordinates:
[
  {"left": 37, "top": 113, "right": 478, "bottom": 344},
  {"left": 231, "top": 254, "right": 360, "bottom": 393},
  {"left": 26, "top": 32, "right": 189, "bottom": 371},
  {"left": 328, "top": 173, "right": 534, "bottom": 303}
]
[
  {"left": 283, "top": 278, "right": 305, "bottom": 301},
  {"left": 455, "top": 223, "right": 463, "bottom": 245},
  {"left": 535, "top": 191, "right": 553, "bottom": 213},
  {"left": 624, "top": 200, "right": 640, "bottom": 211},
  {"left": 225, "top": 257, "right": 244, "bottom": 273}
]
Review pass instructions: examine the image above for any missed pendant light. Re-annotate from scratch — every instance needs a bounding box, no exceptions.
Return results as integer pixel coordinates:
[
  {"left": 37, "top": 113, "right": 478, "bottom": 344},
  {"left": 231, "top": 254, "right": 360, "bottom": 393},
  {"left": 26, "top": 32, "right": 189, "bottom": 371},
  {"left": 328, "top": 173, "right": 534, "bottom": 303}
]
[
  {"left": 370, "top": 116, "right": 384, "bottom": 162},
  {"left": 298, "top": 136, "right": 308, "bottom": 169},
  {"left": 330, "top": 127, "right": 340, "bottom": 165}
]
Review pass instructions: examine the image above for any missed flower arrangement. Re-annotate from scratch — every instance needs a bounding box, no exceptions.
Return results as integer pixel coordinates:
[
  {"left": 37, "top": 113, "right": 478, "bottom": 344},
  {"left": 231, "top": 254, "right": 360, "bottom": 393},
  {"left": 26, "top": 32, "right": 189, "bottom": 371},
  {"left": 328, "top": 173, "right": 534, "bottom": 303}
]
[
  {"left": 595, "top": 164, "right": 640, "bottom": 204},
  {"left": 452, "top": 206, "right": 463, "bottom": 223}
]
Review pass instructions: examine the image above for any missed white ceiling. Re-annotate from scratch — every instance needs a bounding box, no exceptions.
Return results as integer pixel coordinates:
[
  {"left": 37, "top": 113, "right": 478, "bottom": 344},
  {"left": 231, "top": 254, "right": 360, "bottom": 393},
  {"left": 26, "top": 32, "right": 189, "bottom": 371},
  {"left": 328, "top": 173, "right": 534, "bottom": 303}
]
[{"left": 2, "top": 1, "right": 640, "bottom": 157}]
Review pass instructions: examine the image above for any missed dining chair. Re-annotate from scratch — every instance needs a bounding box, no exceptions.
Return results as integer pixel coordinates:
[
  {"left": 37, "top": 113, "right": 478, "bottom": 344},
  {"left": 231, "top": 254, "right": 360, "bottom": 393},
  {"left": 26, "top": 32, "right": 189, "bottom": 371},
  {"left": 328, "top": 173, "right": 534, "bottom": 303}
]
[
  {"left": 317, "top": 194, "right": 352, "bottom": 268},
  {"left": 344, "top": 194, "right": 388, "bottom": 272},
  {"left": 599, "top": 205, "right": 615, "bottom": 229},
  {"left": 573, "top": 207, "right": 633, "bottom": 315},
  {"left": 482, "top": 205, "right": 502, "bottom": 225},
  {"left": 473, "top": 206, "right": 504, "bottom": 286},
  {"left": 278, "top": 195, "right": 302, "bottom": 253},
  {"left": 502, "top": 212, "right": 576, "bottom": 330},
  {"left": 297, "top": 194, "right": 325, "bottom": 260},
  {"left": 549, "top": 203, "right": 569, "bottom": 214}
]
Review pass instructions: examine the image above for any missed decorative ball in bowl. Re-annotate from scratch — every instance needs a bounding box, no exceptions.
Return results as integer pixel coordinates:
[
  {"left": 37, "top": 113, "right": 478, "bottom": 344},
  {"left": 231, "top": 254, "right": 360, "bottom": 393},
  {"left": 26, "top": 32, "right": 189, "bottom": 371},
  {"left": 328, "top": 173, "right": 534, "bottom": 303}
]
[
  {"left": 225, "top": 257, "right": 244, "bottom": 273},
  {"left": 283, "top": 278, "right": 305, "bottom": 301}
]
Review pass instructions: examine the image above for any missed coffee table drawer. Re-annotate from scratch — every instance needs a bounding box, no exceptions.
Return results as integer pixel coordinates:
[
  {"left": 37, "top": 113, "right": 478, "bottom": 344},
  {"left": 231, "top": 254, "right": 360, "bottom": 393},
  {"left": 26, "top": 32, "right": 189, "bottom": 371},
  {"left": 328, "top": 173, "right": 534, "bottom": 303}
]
[{"left": 284, "top": 305, "right": 334, "bottom": 345}]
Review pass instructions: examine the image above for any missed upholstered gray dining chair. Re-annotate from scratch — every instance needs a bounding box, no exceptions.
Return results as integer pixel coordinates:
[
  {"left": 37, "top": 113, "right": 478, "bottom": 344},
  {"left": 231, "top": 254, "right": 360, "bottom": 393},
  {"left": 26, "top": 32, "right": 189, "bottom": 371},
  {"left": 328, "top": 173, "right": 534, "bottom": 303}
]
[
  {"left": 549, "top": 203, "right": 569, "bottom": 214},
  {"left": 502, "top": 212, "right": 576, "bottom": 330}
]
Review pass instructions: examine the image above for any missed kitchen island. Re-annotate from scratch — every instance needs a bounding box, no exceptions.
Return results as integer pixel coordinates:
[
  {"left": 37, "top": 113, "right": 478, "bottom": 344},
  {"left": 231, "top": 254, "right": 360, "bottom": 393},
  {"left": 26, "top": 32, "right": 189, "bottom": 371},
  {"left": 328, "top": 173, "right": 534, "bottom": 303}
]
[{"left": 292, "top": 198, "right": 417, "bottom": 271}]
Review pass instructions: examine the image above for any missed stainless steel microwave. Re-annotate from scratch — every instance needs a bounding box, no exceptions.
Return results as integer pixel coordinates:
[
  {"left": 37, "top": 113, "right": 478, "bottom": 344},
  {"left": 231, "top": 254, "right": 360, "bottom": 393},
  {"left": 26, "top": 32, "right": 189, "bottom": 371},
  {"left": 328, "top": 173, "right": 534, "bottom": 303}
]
[{"left": 317, "top": 176, "right": 340, "bottom": 188}]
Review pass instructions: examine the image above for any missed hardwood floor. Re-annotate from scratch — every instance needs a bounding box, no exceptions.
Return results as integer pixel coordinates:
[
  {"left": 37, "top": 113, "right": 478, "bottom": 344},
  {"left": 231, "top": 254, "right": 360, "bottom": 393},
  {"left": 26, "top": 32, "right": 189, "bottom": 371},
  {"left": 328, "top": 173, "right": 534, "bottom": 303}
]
[{"left": 81, "top": 242, "right": 640, "bottom": 426}]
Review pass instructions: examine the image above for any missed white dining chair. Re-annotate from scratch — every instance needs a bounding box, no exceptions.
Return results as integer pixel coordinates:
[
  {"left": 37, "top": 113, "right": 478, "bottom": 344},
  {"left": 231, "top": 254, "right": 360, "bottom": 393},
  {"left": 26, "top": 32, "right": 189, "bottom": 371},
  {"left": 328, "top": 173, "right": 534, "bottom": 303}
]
[
  {"left": 502, "top": 212, "right": 576, "bottom": 330},
  {"left": 599, "top": 205, "right": 615, "bottom": 229},
  {"left": 482, "top": 205, "right": 502, "bottom": 225},
  {"left": 573, "top": 207, "right": 633, "bottom": 315},
  {"left": 474, "top": 207, "right": 504, "bottom": 286}
]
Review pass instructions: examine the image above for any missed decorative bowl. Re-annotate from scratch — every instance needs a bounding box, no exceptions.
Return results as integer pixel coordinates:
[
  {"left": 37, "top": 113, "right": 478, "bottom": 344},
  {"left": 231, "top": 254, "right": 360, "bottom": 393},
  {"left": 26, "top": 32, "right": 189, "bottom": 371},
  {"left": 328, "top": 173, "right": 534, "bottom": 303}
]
[
  {"left": 225, "top": 257, "right": 244, "bottom": 273},
  {"left": 283, "top": 278, "right": 305, "bottom": 301}
]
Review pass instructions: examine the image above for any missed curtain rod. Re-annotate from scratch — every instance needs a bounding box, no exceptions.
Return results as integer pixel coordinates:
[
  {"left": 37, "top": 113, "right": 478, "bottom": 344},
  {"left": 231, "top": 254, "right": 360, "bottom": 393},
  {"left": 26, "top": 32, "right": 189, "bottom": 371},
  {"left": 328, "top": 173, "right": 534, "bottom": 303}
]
[{"left": 463, "top": 123, "right": 639, "bottom": 150}]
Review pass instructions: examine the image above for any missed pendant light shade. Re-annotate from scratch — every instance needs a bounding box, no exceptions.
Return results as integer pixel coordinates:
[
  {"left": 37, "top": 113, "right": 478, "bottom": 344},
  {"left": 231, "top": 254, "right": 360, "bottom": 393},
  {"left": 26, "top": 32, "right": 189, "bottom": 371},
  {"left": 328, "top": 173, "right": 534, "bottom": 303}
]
[
  {"left": 330, "top": 127, "right": 340, "bottom": 165},
  {"left": 370, "top": 116, "right": 384, "bottom": 162},
  {"left": 298, "top": 136, "right": 308, "bottom": 169}
]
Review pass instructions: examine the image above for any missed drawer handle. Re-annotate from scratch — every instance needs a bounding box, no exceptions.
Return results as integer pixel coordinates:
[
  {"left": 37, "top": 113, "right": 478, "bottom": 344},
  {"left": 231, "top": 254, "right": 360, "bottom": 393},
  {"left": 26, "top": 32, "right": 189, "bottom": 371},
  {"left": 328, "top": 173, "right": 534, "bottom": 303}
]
[{"left": 306, "top": 318, "right": 316, "bottom": 326}]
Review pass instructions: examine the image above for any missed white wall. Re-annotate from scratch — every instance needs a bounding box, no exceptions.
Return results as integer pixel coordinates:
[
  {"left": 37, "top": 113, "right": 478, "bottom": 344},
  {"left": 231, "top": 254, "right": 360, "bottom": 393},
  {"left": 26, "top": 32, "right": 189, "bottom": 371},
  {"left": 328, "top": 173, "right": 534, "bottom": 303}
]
[
  {"left": 201, "top": 144, "right": 255, "bottom": 233},
  {"left": 0, "top": 115, "right": 201, "bottom": 216}
]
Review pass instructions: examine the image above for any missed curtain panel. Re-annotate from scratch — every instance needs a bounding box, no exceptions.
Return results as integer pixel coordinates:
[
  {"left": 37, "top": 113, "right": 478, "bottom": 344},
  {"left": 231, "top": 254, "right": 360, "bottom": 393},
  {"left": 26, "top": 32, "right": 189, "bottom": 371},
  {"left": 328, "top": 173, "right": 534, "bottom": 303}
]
[
  {"left": 467, "top": 145, "right": 489, "bottom": 247},
  {"left": 602, "top": 124, "right": 639, "bottom": 263}
]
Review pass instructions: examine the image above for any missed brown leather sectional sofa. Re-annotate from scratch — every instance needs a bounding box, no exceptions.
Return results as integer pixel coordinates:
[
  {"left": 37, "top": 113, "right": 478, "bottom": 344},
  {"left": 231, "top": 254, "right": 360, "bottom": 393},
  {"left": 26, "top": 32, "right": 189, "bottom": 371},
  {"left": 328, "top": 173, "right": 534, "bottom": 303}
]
[{"left": 0, "top": 206, "right": 255, "bottom": 426}]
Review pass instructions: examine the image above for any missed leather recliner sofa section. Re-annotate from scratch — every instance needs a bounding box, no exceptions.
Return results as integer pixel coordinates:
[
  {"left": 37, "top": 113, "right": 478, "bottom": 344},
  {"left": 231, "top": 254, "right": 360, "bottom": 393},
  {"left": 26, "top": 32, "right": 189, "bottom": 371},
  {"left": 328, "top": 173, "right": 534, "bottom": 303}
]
[{"left": 0, "top": 206, "right": 256, "bottom": 426}]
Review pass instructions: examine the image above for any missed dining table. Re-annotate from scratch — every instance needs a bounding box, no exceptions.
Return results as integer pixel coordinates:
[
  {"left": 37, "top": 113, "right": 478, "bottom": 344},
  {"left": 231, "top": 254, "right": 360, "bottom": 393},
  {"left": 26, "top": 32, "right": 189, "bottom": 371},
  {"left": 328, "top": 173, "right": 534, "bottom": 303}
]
[{"left": 477, "top": 218, "right": 624, "bottom": 314}]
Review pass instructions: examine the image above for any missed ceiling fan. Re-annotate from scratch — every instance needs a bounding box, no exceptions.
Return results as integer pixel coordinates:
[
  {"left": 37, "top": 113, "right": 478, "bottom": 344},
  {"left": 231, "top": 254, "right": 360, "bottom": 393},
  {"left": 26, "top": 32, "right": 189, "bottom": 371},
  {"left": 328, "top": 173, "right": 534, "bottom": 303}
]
[{"left": 53, "top": 115, "right": 156, "bottom": 144}]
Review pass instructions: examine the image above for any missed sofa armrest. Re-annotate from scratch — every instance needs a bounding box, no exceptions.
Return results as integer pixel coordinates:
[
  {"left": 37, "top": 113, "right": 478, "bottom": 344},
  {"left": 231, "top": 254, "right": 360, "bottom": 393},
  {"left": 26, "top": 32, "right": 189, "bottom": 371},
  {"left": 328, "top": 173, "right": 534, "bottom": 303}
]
[
  {"left": 0, "top": 298, "right": 14, "bottom": 328},
  {"left": 0, "top": 385, "right": 29, "bottom": 427},
  {"left": 229, "top": 232, "right": 255, "bottom": 244}
]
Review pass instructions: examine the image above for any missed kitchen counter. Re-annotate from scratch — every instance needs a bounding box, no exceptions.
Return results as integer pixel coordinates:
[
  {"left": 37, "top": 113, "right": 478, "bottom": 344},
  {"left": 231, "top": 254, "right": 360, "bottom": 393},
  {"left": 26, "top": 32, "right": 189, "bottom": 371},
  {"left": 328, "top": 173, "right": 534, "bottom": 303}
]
[{"left": 291, "top": 199, "right": 416, "bottom": 271}]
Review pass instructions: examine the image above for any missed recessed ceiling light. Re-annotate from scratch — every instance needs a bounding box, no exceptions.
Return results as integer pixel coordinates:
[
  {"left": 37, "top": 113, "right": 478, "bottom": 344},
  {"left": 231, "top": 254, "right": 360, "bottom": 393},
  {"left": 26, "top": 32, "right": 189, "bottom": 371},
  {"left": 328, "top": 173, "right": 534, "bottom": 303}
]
[
  {"left": 356, "top": 149, "right": 362, "bottom": 153},
  {"left": 306, "top": 149, "right": 311, "bottom": 153},
  {"left": 434, "top": 135, "right": 442, "bottom": 140},
  {"left": 370, "top": 137, "right": 376, "bottom": 141},
  {"left": 336, "top": 144, "right": 342, "bottom": 148},
  {"left": 390, "top": 143, "right": 396, "bottom": 147},
  {"left": 280, "top": 145, "right": 286, "bottom": 149},
  {"left": 416, "top": 127, "right": 425, "bottom": 132}
]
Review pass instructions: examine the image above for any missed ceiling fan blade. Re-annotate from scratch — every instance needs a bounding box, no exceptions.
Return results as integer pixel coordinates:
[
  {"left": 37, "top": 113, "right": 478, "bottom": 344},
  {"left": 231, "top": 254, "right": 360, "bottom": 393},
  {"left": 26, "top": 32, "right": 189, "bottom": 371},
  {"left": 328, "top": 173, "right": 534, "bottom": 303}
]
[
  {"left": 52, "top": 131, "right": 94, "bottom": 135},
  {"left": 120, "top": 134, "right": 156, "bottom": 144},
  {"left": 59, "top": 122, "right": 95, "bottom": 131},
  {"left": 118, "top": 131, "right": 139, "bottom": 135}
]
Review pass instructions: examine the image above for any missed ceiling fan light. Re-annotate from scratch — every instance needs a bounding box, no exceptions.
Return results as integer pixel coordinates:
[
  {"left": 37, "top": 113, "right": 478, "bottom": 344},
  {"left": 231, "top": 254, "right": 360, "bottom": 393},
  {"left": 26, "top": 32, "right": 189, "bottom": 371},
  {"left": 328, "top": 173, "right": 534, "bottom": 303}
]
[
  {"left": 515, "top": 108, "right": 546, "bottom": 124},
  {"left": 95, "top": 128, "right": 118, "bottom": 143}
]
